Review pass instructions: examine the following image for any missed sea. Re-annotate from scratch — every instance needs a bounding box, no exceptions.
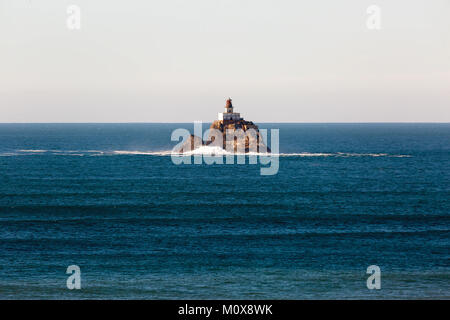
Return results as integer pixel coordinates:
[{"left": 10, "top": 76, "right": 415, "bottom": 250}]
[{"left": 0, "top": 123, "right": 448, "bottom": 299}]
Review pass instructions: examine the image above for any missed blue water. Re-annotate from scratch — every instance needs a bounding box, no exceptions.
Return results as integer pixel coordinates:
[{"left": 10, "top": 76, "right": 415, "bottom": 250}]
[{"left": 0, "top": 123, "right": 449, "bottom": 299}]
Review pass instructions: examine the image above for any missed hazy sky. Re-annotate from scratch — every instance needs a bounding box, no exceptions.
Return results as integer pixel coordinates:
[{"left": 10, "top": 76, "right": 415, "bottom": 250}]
[{"left": 0, "top": 0, "right": 449, "bottom": 122}]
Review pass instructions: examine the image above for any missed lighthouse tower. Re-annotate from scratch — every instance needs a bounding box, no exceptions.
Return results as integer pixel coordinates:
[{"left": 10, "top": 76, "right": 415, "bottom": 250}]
[{"left": 218, "top": 98, "right": 242, "bottom": 121}]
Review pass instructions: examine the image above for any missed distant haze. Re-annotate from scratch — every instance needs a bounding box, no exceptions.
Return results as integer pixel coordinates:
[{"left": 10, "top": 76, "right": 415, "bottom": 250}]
[{"left": 0, "top": 0, "right": 449, "bottom": 122}]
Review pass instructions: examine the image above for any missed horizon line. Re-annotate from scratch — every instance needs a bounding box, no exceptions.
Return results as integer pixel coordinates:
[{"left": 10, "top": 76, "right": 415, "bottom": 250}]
[{"left": 0, "top": 122, "right": 449, "bottom": 124}]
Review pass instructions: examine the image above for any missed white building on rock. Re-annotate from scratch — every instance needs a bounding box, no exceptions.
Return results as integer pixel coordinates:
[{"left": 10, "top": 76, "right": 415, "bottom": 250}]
[{"left": 218, "top": 98, "right": 242, "bottom": 121}]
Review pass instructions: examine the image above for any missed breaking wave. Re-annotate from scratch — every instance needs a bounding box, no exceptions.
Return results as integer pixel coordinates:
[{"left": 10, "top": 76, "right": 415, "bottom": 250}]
[{"left": 0, "top": 148, "right": 412, "bottom": 158}]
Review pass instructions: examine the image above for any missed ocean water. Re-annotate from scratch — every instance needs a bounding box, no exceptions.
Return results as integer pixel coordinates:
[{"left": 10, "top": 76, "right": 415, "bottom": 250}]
[{"left": 0, "top": 123, "right": 448, "bottom": 299}]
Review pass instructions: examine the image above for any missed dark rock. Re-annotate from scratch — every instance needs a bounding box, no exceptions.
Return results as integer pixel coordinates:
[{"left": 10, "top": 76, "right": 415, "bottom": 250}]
[{"left": 207, "top": 119, "right": 271, "bottom": 153}]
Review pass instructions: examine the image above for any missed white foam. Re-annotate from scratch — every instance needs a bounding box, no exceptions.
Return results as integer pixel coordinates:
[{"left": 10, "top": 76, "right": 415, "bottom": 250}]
[
  {"left": 278, "top": 152, "right": 334, "bottom": 157},
  {"left": 180, "top": 146, "right": 232, "bottom": 156},
  {"left": 18, "top": 149, "right": 48, "bottom": 153},
  {"left": 4, "top": 148, "right": 411, "bottom": 158},
  {"left": 113, "top": 150, "right": 172, "bottom": 156}
]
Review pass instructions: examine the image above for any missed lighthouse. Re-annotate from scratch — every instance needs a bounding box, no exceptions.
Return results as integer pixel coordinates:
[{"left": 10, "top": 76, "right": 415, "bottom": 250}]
[
  {"left": 218, "top": 98, "right": 242, "bottom": 121},
  {"left": 174, "top": 97, "right": 271, "bottom": 154}
]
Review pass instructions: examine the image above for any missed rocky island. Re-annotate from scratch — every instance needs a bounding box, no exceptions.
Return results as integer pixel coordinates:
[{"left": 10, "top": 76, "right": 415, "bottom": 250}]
[{"left": 175, "top": 98, "right": 270, "bottom": 153}]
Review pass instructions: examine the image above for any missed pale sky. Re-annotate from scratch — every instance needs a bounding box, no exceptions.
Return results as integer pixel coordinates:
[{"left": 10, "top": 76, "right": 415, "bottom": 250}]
[{"left": 0, "top": 0, "right": 449, "bottom": 122}]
